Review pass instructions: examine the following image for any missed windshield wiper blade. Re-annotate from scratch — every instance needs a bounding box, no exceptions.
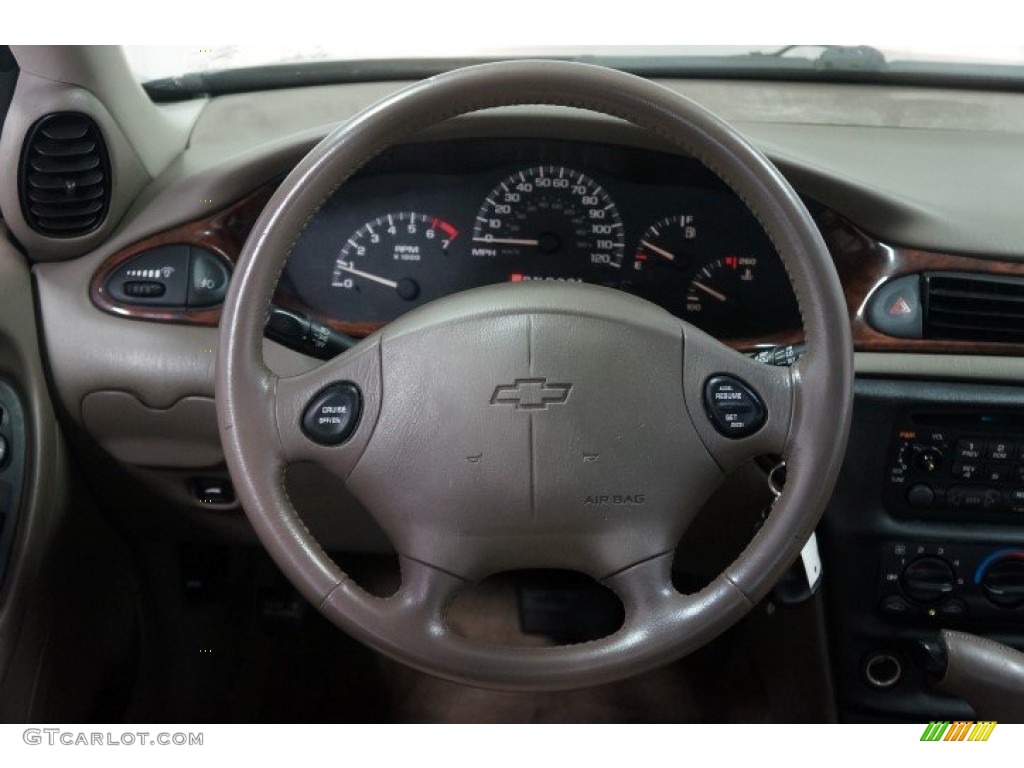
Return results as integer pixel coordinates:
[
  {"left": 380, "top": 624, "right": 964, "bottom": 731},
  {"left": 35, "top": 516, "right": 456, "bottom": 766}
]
[{"left": 762, "top": 45, "right": 889, "bottom": 71}]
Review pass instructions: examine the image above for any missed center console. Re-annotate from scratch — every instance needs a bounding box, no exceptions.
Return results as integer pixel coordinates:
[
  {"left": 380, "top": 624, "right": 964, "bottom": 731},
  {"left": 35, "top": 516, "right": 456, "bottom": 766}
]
[{"left": 820, "top": 379, "right": 1024, "bottom": 721}]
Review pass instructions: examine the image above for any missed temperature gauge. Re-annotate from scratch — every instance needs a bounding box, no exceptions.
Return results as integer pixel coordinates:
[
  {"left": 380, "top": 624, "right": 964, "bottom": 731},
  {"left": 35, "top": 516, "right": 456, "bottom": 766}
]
[
  {"left": 630, "top": 213, "right": 798, "bottom": 338},
  {"left": 684, "top": 255, "right": 762, "bottom": 336}
]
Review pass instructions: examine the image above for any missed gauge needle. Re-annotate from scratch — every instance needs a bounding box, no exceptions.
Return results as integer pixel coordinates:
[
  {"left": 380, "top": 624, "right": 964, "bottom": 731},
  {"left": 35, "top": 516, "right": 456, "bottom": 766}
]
[
  {"left": 472, "top": 236, "right": 541, "bottom": 246},
  {"left": 639, "top": 239, "right": 677, "bottom": 262},
  {"left": 692, "top": 281, "right": 728, "bottom": 302},
  {"left": 337, "top": 263, "right": 399, "bottom": 290}
]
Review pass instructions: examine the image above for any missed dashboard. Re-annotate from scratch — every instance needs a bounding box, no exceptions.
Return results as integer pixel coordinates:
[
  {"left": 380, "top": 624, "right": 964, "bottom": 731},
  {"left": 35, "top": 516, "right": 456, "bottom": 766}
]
[
  {"left": 280, "top": 139, "right": 801, "bottom": 340},
  {"left": 16, "top": 69, "right": 1024, "bottom": 723}
]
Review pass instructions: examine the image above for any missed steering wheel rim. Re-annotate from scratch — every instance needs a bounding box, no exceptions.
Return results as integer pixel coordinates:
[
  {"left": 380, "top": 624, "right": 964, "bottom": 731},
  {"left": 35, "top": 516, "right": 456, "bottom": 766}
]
[{"left": 215, "top": 60, "right": 853, "bottom": 691}]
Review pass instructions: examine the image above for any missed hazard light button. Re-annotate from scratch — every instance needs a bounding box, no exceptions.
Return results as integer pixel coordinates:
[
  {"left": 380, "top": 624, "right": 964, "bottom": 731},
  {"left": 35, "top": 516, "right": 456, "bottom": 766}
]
[{"left": 866, "top": 274, "right": 923, "bottom": 339}]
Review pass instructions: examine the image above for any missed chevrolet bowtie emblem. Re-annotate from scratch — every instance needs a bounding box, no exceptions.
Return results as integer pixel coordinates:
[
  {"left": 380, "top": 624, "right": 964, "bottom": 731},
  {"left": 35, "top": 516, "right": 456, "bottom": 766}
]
[{"left": 490, "top": 378, "right": 572, "bottom": 410}]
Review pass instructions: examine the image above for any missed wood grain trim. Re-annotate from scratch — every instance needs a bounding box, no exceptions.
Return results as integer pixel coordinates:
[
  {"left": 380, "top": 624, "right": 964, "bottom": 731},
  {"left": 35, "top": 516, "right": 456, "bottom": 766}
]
[
  {"left": 90, "top": 185, "right": 275, "bottom": 326},
  {"left": 91, "top": 190, "right": 1024, "bottom": 356},
  {"left": 819, "top": 209, "right": 1024, "bottom": 355}
]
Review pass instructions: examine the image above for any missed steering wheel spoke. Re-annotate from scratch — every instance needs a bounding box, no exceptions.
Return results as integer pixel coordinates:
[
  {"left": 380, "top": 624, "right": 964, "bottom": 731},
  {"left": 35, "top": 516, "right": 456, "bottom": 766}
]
[
  {"left": 271, "top": 338, "right": 382, "bottom": 477},
  {"left": 322, "top": 556, "right": 464, "bottom": 650}
]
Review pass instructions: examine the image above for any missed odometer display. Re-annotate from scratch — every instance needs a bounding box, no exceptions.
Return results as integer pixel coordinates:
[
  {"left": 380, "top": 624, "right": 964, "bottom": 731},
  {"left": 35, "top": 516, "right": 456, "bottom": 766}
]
[{"left": 471, "top": 165, "right": 625, "bottom": 276}]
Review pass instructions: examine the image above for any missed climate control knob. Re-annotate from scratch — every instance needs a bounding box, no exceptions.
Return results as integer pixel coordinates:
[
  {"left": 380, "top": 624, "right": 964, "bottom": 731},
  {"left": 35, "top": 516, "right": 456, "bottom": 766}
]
[
  {"left": 901, "top": 556, "right": 955, "bottom": 603},
  {"left": 981, "top": 558, "right": 1024, "bottom": 608}
]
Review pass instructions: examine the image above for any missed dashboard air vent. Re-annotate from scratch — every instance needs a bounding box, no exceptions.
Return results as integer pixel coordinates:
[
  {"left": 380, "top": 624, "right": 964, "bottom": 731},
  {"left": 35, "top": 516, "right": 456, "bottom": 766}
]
[
  {"left": 18, "top": 112, "right": 110, "bottom": 237},
  {"left": 925, "top": 272, "right": 1024, "bottom": 343}
]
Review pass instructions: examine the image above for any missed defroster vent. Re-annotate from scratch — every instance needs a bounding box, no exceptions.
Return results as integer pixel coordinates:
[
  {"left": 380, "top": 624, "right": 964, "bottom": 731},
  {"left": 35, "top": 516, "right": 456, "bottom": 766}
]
[
  {"left": 18, "top": 112, "right": 110, "bottom": 237},
  {"left": 925, "top": 272, "right": 1024, "bottom": 343}
]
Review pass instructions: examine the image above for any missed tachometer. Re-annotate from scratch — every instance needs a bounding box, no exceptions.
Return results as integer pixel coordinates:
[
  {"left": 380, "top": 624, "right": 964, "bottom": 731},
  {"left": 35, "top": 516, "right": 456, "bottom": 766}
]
[
  {"left": 331, "top": 211, "right": 458, "bottom": 321},
  {"left": 471, "top": 166, "right": 625, "bottom": 276}
]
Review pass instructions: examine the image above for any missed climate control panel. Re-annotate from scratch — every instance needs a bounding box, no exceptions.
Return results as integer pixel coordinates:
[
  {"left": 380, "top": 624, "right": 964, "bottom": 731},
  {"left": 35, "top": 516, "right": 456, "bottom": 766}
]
[
  {"left": 886, "top": 413, "right": 1024, "bottom": 520},
  {"left": 878, "top": 541, "right": 1024, "bottom": 621}
]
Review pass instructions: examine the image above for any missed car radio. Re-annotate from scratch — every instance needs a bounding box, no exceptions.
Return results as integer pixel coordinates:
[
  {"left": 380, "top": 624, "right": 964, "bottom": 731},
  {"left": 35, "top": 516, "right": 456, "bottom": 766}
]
[{"left": 885, "top": 411, "right": 1024, "bottom": 521}]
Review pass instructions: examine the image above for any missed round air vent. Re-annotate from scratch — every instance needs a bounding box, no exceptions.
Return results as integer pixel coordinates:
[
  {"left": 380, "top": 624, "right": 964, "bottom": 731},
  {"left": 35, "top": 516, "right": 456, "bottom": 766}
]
[{"left": 18, "top": 112, "right": 110, "bottom": 237}]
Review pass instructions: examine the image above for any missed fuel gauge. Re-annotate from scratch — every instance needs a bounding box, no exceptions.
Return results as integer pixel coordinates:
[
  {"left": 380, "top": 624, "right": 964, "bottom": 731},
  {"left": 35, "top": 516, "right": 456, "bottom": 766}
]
[
  {"left": 629, "top": 214, "right": 699, "bottom": 309},
  {"left": 630, "top": 212, "right": 798, "bottom": 338}
]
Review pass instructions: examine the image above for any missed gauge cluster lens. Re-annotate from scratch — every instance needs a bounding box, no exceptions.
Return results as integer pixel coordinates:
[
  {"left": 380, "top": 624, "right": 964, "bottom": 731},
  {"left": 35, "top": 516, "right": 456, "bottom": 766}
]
[{"left": 283, "top": 140, "right": 802, "bottom": 341}]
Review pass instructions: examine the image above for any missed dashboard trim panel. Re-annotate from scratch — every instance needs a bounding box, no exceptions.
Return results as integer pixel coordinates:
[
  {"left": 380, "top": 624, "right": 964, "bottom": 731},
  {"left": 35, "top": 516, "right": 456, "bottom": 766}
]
[
  {"left": 88, "top": 174, "right": 1024, "bottom": 358},
  {"left": 88, "top": 185, "right": 273, "bottom": 327}
]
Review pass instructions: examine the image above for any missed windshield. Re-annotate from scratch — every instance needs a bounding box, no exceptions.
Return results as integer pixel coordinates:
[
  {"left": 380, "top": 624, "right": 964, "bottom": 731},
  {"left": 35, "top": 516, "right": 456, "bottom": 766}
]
[{"left": 126, "top": 44, "right": 1024, "bottom": 84}]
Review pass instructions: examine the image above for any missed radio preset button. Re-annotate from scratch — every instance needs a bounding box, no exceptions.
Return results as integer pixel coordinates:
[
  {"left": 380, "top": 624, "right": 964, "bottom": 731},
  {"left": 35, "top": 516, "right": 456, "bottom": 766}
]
[
  {"left": 988, "top": 439, "right": 1015, "bottom": 462},
  {"left": 955, "top": 438, "right": 985, "bottom": 462},
  {"left": 986, "top": 464, "right": 1012, "bottom": 483}
]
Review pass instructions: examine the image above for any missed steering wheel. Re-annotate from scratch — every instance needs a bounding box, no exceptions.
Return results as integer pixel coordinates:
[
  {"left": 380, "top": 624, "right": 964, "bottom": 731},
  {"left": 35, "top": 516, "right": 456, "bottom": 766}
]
[{"left": 216, "top": 60, "right": 853, "bottom": 691}]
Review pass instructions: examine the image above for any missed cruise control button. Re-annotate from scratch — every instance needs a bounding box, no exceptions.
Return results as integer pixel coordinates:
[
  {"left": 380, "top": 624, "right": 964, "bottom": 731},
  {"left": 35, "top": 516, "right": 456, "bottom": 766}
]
[
  {"left": 301, "top": 383, "right": 362, "bottom": 446},
  {"left": 702, "top": 375, "right": 766, "bottom": 439}
]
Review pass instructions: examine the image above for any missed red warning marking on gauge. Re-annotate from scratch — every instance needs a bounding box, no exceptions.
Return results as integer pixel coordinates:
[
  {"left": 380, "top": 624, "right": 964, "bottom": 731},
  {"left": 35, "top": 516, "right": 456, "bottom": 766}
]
[
  {"left": 432, "top": 218, "right": 459, "bottom": 240},
  {"left": 509, "top": 273, "right": 525, "bottom": 282},
  {"left": 888, "top": 296, "right": 913, "bottom": 316},
  {"left": 724, "top": 255, "right": 739, "bottom": 269}
]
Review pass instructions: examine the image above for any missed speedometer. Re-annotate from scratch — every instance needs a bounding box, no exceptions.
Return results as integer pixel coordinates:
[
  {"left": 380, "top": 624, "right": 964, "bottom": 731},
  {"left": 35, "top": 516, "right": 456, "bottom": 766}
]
[{"left": 470, "top": 166, "right": 625, "bottom": 275}]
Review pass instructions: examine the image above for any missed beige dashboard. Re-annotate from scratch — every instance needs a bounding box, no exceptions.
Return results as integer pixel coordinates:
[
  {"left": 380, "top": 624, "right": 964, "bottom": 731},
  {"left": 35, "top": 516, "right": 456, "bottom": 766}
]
[{"left": 6, "top": 65, "right": 1024, "bottom": 543}]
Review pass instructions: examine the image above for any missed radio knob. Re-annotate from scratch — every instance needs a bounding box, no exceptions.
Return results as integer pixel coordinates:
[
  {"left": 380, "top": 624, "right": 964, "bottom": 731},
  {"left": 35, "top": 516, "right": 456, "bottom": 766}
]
[
  {"left": 906, "top": 483, "right": 935, "bottom": 508},
  {"left": 914, "top": 447, "right": 943, "bottom": 474},
  {"left": 901, "top": 556, "right": 955, "bottom": 603}
]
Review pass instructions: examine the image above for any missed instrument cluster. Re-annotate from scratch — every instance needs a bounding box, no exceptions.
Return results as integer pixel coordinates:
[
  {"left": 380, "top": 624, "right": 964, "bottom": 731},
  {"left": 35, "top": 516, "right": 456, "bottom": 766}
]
[{"left": 282, "top": 139, "right": 802, "bottom": 341}]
